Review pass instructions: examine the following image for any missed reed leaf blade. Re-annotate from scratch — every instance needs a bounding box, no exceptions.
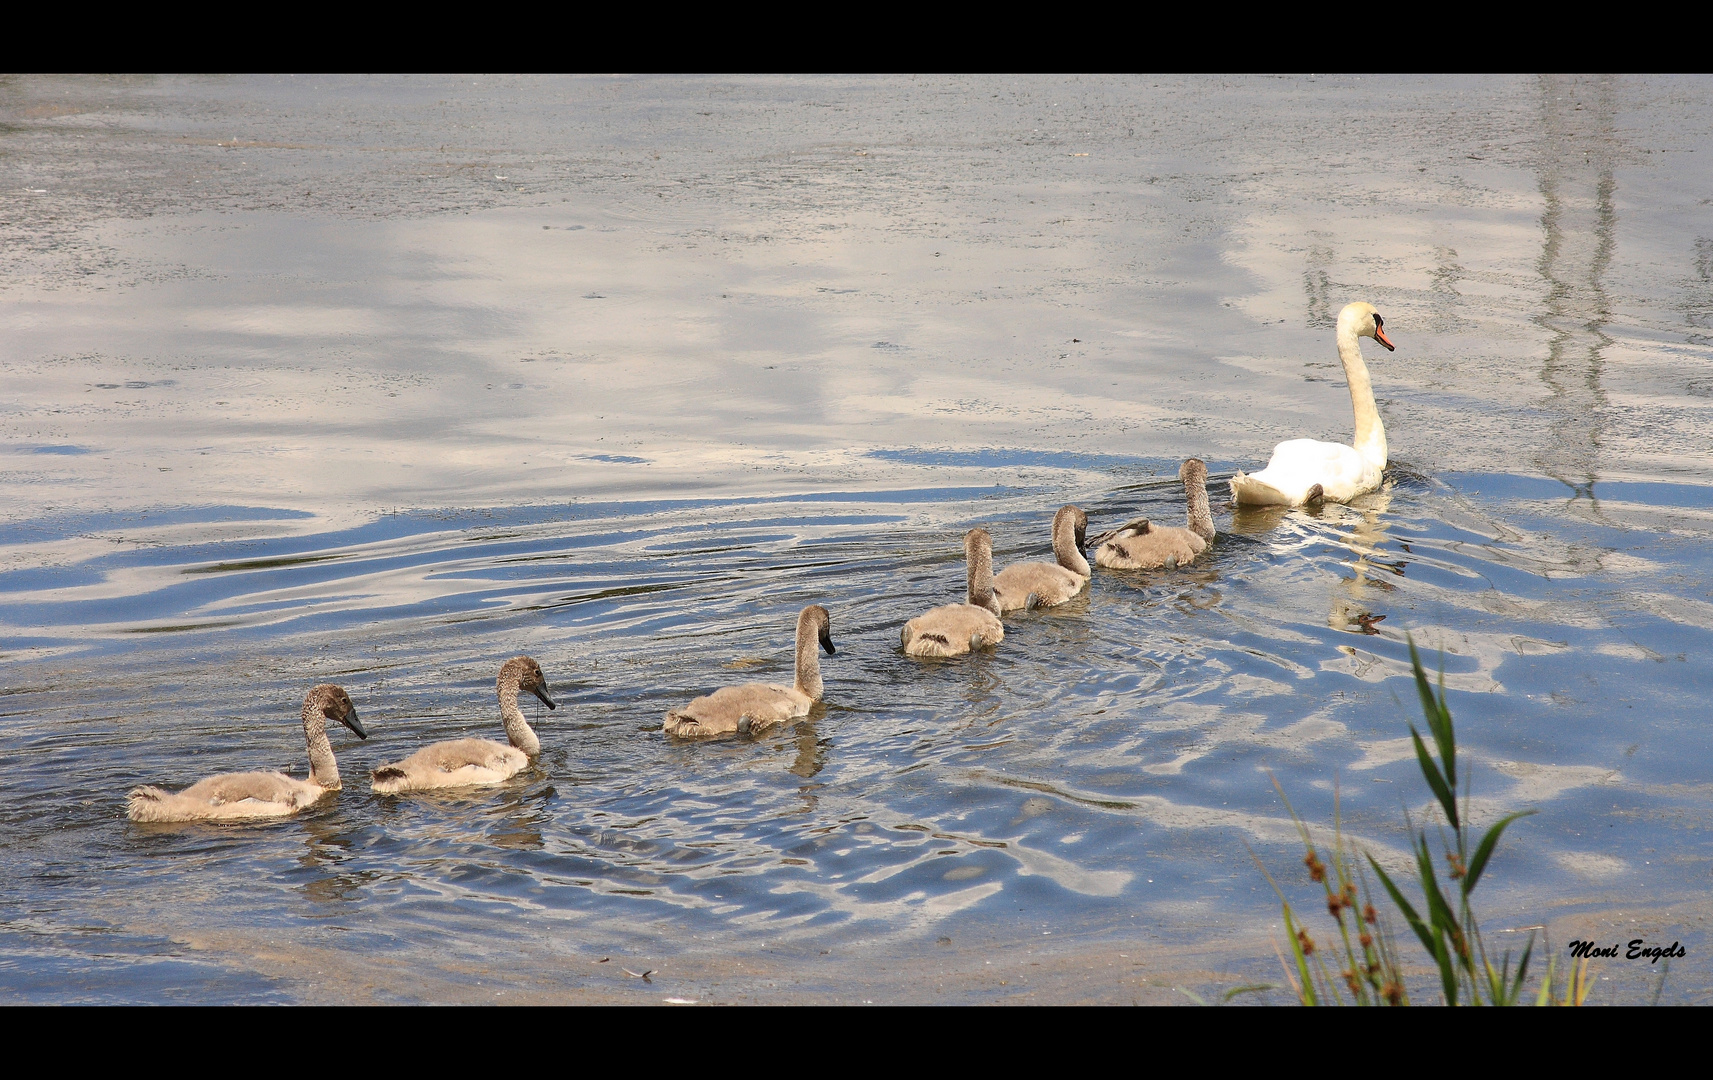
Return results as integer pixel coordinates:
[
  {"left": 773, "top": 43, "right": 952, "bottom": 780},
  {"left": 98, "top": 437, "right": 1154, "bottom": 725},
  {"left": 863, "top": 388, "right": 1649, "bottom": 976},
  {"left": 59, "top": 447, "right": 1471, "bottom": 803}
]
[{"left": 1464, "top": 809, "right": 1536, "bottom": 897}]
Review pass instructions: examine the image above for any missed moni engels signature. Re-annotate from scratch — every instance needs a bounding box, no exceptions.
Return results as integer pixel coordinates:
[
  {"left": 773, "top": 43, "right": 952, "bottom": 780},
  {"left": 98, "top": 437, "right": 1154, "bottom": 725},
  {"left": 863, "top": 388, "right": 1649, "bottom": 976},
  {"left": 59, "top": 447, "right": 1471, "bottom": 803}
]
[{"left": 1568, "top": 939, "right": 1685, "bottom": 964}]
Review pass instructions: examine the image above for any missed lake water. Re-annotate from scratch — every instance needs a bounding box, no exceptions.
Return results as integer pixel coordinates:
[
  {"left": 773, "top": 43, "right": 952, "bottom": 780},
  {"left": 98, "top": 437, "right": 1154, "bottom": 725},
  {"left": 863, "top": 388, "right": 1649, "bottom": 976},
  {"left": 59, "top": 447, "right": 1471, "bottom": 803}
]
[{"left": 3, "top": 74, "right": 1711, "bottom": 1004}]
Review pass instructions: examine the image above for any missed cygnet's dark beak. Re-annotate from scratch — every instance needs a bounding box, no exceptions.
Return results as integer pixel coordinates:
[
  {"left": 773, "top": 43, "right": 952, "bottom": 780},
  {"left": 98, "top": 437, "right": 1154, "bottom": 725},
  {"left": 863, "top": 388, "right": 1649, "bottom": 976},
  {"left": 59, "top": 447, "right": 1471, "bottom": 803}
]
[
  {"left": 341, "top": 707, "right": 368, "bottom": 740},
  {"left": 531, "top": 685, "right": 558, "bottom": 710},
  {"left": 820, "top": 625, "right": 836, "bottom": 656}
]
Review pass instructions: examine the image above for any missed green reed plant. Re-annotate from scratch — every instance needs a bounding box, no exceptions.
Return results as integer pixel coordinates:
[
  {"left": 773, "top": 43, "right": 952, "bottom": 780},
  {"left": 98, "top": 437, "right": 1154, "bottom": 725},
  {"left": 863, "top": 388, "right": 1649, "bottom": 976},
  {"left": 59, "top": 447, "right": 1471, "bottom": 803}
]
[
  {"left": 1256, "top": 636, "right": 1545, "bottom": 1005},
  {"left": 1253, "top": 774, "right": 1412, "bottom": 1005}
]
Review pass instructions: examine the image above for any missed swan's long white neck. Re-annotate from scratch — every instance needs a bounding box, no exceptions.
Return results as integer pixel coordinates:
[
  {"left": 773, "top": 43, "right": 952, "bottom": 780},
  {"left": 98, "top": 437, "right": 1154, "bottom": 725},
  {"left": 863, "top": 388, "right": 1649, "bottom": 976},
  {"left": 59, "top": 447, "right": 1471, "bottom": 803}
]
[
  {"left": 301, "top": 702, "right": 341, "bottom": 790},
  {"left": 498, "top": 682, "right": 542, "bottom": 757},
  {"left": 1337, "top": 322, "right": 1386, "bottom": 467}
]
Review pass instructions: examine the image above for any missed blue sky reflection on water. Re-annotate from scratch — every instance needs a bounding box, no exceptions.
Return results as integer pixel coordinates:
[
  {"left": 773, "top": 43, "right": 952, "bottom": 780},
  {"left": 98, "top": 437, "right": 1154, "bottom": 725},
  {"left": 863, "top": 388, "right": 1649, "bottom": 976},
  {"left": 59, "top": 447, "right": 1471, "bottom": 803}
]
[{"left": 2, "top": 74, "right": 1712, "bottom": 1004}]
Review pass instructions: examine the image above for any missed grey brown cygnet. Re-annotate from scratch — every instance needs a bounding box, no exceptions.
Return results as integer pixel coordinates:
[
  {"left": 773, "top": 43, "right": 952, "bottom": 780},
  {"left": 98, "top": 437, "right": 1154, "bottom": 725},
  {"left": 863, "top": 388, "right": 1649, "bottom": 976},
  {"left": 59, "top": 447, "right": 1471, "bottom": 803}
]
[
  {"left": 663, "top": 605, "right": 835, "bottom": 738},
  {"left": 1091, "top": 459, "right": 1217, "bottom": 570},
  {"left": 127, "top": 684, "right": 367, "bottom": 822},
  {"left": 901, "top": 528, "right": 1005, "bottom": 657},
  {"left": 992, "top": 504, "right": 1091, "bottom": 612},
  {"left": 370, "top": 656, "right": 556, "bottom": 794}
]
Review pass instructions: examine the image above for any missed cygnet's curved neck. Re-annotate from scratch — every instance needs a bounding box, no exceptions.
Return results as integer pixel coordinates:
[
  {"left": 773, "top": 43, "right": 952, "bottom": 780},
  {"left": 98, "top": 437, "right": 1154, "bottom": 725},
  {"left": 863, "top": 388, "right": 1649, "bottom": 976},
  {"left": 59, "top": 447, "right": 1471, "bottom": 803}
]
[
  {"left": 793, "top": 611, "right": 826, "bottom": 701},
  {"left": 1052, "top": 509, "right": 1091, "bottom": 577},
  {"left": 965, "top": 532, "right": 998, "bottom": 613},
  {"left": 301, "top": 702, "right": 341, "bottom": 789},
  {"left": 498, "top": 681, "right": 542, "bottom": 757},
  {"left": 1184, "top": 472, "right": 1216, "bottom": 542},
  {"left": 1338, "top": 323, "right": 1386, "bottom": 466}
]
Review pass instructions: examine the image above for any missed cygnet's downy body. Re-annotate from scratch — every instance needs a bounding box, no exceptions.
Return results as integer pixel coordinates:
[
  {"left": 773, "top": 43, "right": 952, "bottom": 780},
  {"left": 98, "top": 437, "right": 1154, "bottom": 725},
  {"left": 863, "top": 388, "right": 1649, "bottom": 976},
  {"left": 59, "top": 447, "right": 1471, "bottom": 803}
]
[
  {"left": 1092, "top": 459, "right": 1217, "bottom": 570},
  {"left": 370, "top": 656, "right": 556, "bottom": 794},
  {"left": 992, "top": 504, "right": 1090, "bottom": 612},
  {"left": 126, "top": 684, "right": 367, "bottom": 823},
  {"left": 902, "top": 528, "right": 1006, "bottom": 657},
  {"left": 663, "top": 605, "right": 835, "bottom": 738}
]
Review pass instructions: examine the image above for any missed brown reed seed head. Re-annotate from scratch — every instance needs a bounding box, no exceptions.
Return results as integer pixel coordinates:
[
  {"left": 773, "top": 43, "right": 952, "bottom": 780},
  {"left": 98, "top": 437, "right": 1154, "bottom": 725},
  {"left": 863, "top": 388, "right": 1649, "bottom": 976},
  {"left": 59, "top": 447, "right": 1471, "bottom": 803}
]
[
  {"left": 1297, "top": 929, "right": 1316, "bottom": 955},
  {"left": 1367, "top": 961, "right": 1381, "bottom": 976},
  {"left": 1326, "top": 894, "right": 1344, "bottom": 918},
  {"left": 1382, "top": 981, "right": 1404, "bottom": 1005},
  {"left": 1342, "top": 882, "right": 1358, "bottom": 905},
  {"left": 1343, "top": 970, "right": 1361, "bottom": 996},
  {"left": 1363, "top": 903, "right": 1378, "bottom": 925},
  {"left": 1304, "top": 852, "right": 1326, "bottom": 883},
  {"left": 1359, "top": 931, "right": 1374, "bottom": 949},
  {"left": 1448, "top": 854, "right": 1466, "bottom": 879}
]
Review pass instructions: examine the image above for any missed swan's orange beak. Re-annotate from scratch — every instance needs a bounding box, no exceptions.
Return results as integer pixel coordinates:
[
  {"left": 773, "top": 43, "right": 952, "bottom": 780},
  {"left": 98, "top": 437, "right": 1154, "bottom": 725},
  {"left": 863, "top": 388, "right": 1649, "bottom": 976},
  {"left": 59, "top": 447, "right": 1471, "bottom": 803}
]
[{"left": 1374, "top": 325, "right": 1395, "bottom": 351}]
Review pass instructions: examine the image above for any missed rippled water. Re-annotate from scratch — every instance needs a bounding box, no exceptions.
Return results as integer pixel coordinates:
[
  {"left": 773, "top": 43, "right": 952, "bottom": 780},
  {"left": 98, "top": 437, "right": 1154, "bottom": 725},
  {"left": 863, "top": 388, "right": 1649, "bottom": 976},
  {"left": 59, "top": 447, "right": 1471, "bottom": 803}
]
[{"left": 4, "top": 75, "right": 1712, "bottom": 1004}]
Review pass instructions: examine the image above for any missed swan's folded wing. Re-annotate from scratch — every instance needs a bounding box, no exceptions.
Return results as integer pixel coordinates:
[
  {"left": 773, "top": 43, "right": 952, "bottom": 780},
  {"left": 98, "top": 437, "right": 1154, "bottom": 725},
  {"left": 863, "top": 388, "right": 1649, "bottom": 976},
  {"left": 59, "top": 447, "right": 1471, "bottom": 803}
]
[
  {"left": 665, "top": 683, "right": 805, "bottom": 736},
  {"left": 180, "top": 771, "right": 305, "bottom": 807},
  {"left": 993, "top": 561, "right": 1086, "bottom": 610},
  {"left": 903, "top": 603, "right": 1005, "bottom": 655},
  {"left": 1095, "top": 524, "right": 1205, "bottom": 569},
  {"left": 1086, "top": 517, "right": 1150, "bottom": 548},
  {"left": 406, "top": 738, "right": 520, "bottom": 773},
  {"left": 1318, "top": 448, "right": 1370, "bottom": 492},
  {"left": 1269, "top": 439, "right": 1370, "bottom": 484}
]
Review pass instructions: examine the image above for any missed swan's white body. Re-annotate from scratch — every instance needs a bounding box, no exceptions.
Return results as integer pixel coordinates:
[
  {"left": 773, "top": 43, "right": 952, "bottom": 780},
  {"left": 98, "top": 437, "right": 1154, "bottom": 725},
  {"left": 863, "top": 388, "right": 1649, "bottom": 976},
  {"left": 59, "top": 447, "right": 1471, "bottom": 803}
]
[
  {"left": 126, "top": 685, "right": 366, "bottom": 823},
  {"left": 1234, "top": 438, "right": 1379, "bottom": 506},
  {"left": 370, "top": 656, "right": 556, "bottom": 794},
  {"left": 1231, "top": 303, "right": 1396, "bottom": 507}
]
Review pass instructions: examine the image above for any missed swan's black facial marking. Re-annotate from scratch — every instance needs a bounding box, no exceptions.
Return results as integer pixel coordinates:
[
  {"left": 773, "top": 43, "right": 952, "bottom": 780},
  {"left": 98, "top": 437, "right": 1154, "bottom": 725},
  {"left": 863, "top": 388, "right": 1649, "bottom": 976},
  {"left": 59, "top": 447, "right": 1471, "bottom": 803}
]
[{"left": 1371, "top": 312, "right": 1396, "bottom": 351}]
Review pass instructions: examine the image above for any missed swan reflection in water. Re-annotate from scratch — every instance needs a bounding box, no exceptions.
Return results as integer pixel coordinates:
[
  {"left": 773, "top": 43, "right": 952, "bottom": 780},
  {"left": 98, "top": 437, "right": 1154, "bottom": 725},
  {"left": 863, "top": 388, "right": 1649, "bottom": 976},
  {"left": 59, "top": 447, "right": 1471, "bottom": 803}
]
[
  {"left": 1229, "top": 478, "right": 1404, "bottom": 634},
  {"left": 487, "top": 784, "right": 551, "bottom": 852},
  {"left": 789, "top": 717, "right": 828, "bottom": 779},
  {"left": 1326, "top": 480, "right": 1408, "bottom": 635},
  {"left": 298, "top": 810, "right": 379, "bottom": 907}
]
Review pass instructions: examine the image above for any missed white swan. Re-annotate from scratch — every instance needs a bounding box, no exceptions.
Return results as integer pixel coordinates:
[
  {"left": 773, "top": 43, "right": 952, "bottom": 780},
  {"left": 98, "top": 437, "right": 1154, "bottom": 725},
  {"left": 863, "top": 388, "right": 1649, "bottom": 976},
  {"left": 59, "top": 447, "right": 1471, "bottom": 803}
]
[
  {"left": 370, "top": 656, "right": 556, "bottom": 794},
  {"left": 127, "top": 685, "right": 366, "bottom": 822},
  {"left": 663, "top": 605, "right": 835, "bottom": 738},
  {"left": 1230, "top": 302, "right": 1396, "bottom": 506},
  {"left": 902, "top": 528, "right": 1005, "bottom": 657},
  {"left": 992, "top": 504, "right": 1090, "bottom": 611},
  {"left": 1091, "top": 459, "right": 1216, "bottom": 569}
]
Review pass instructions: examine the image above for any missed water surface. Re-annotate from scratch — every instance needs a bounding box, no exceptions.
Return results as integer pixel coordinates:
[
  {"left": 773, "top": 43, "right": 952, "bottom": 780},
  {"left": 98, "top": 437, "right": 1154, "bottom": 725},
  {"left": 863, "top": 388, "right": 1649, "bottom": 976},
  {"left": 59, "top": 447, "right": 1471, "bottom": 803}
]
[{"left": 3, "top": 75, "right": 1711, "bottom": 1004}]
